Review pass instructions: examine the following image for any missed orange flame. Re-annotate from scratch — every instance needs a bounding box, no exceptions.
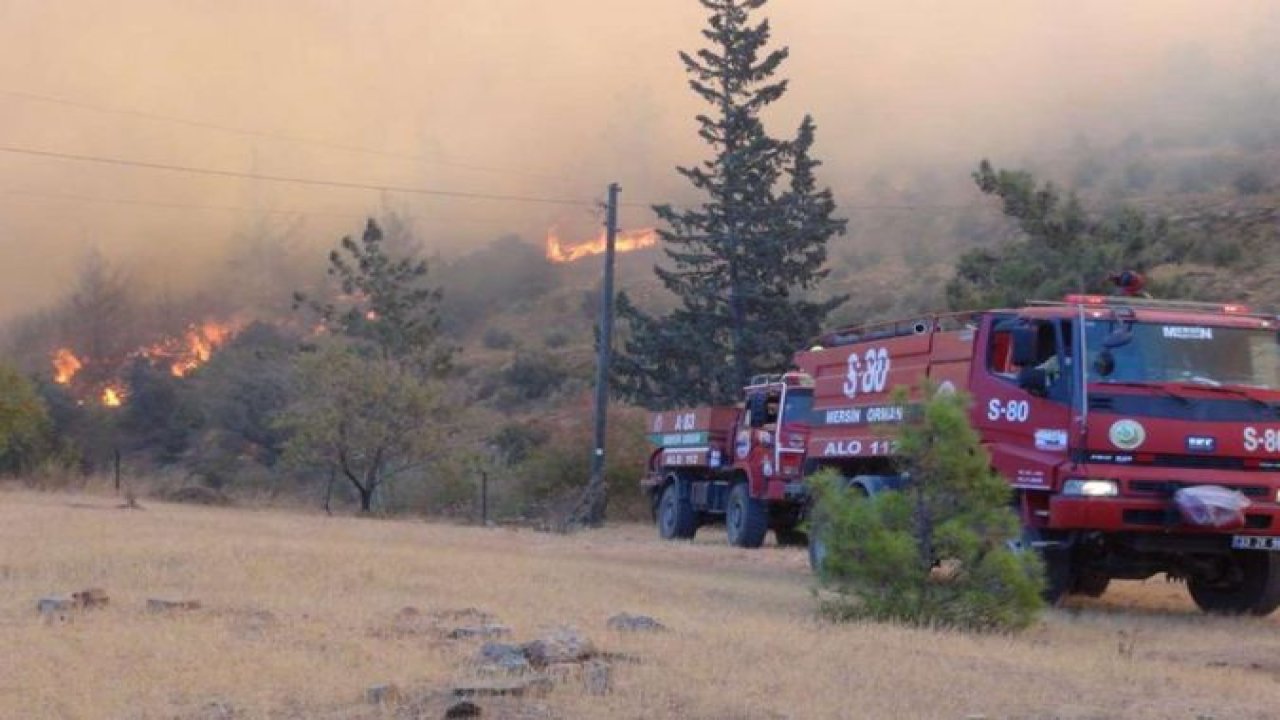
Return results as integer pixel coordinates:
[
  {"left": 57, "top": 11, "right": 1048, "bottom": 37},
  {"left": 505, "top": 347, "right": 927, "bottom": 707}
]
[
  {"left": 171, "top": 321, "right": 235, "bottom": 377},
  {"left": 545, "top": 227, "right": 658, "bottom": 263},
  {"left": 101, "top": 386, "right": 124, "bottom": 407},
  {"left": 141, "top": 321, "right": 239, "bottom": 377},
  {"left": 52, "top": 348, "right": 83, "bottom": 385},
  {"left": 51, "top": 320, "right": 240, "bottom": 408}
]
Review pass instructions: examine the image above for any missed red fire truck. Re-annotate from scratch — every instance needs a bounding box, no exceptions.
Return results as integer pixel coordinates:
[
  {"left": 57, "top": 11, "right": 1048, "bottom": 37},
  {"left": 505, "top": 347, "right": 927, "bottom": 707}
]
[
  {"left": 643, "top": 294, "right": 1280, "bottom": 613},
  {"left": 645, "top": 373, "right": 816, "bottom": 548}
]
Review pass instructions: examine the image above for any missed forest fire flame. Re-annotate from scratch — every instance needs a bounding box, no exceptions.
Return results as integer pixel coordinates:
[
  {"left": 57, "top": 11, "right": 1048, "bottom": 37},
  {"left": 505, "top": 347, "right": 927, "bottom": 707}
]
[
  {"left": 145, "top": 321, "right": 238, "bottom": 378},
  {"left": 52, "top": 348, "right": 82, "bottom": 385},
  {"left": 545, "top": 227, "right": 658, "bottom": 263},
  {"left": 101, "top": 386, "right": 124, "bottom": 407},
  {"left": 49, "top": 320, "right": 240, "bottom": 407}
]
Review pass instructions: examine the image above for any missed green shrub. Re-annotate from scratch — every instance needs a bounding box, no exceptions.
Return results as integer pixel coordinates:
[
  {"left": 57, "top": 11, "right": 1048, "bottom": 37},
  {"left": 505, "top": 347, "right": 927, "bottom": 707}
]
[
  {"left": 811, "top": 386, "right": 1044, "bottom": 631},
  {"left": 0, "top": 363, "right": 56, "bottom": 474},
  {"left": 498, "top": 409, "right": 651, "bottom": 522},
  {"left": 496, "top": 351, "right": 570, "bottom": 406},
  {"left": 488, "top": 422, "right": 551, "bottom": 465}
]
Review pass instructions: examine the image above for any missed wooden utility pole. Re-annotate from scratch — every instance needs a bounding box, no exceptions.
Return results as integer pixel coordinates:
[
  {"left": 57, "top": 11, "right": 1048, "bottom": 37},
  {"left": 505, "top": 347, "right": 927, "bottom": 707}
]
[{"left": 567, "top": 183, "right": 620, "bottom": 529}]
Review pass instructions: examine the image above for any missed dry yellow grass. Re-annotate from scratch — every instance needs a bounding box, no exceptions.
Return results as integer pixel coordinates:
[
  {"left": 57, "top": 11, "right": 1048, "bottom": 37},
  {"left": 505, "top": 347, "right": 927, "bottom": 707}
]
[{"left": 3, "top": 488, "right": 1280, "bottom": 719}]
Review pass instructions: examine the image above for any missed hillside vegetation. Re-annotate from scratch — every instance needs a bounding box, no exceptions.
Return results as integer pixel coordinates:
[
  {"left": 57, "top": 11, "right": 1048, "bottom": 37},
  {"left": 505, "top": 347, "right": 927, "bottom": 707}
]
[{"left": 3, "top": 95, "right": 1279, "bottom": 523}]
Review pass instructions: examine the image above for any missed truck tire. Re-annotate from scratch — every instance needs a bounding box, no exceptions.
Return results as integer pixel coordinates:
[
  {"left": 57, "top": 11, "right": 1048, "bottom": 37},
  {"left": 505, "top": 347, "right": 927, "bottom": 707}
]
[
  {"left": 726, "top": 483, "right": 768, "bottom": 548},
  {"left": 657, "top": 483, "right": 697, "bottom": 540},
  {"left": 1071, "top": 572, "right": 1110, "bottom": 598},
  {"left": 1188, "top": 551, "right": 1280, "bottom": 616}
]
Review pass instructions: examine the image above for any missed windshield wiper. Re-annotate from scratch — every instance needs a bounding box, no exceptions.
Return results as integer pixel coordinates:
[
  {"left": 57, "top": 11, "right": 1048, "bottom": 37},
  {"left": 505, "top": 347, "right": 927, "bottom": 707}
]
[
  {"left": 1095, "top": 380, "right": 1192, "bottom": 406},
  {"left": 1171, "top": 382, "right": 1275, "bottom": 413}
]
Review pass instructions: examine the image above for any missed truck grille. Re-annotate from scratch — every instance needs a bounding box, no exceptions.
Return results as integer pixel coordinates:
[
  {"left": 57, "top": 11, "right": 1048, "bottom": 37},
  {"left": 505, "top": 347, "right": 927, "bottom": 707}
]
[
  {"left": 1129, "top": 480, "right": 1269, "bottom": 498},
  {"left": 1122, "top": 509, "right": 1271, "bottom": 529},
  {"left": 1073, "top": 450, "right": 1254, "bottom": 471},
  {"left": 1148, "top": 454, "right": 1245, "bottom": 470}
]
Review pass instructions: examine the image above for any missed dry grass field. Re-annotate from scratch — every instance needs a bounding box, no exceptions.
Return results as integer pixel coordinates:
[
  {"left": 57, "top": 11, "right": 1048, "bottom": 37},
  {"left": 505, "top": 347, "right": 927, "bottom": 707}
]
[{"left": 3, "top": 488, "right": 1280, "bottom": 719}]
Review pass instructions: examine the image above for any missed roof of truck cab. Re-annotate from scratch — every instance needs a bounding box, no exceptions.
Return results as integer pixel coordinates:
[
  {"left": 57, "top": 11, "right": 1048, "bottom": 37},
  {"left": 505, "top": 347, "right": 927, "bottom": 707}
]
[
  {"left": 1009, "top": 303, "right": 1276, "bottom": 330},
  {"left": 809, "top": 301, "right": 1276, "bottom": 349}
]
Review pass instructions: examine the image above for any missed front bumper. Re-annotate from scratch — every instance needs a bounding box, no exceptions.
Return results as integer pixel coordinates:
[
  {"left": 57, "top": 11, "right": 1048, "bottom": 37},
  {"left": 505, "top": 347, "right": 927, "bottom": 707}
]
[{"left": 1050, "top": 495, "right": 1279, "bottom": 534}]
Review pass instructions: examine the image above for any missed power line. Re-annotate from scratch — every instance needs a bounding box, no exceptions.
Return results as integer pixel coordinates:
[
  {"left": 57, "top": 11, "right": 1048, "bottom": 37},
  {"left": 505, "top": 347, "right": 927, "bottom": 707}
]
[
  {"left": 0, "top": 144, "right": 597, "bottom": 208},
  {"left": 0, "top": 140, "right": 983, "bottom": 216},
  {"left": 0, "top": 90, "right": 990, "bottom": 216},
  {"left": 4, "top": 189, "right": 367, "bottom": 219},
  {"left": 3, "top": 188, "right": 523, "bottom": 226},
  {"left": 0, "top": 88, "right": 576, "bottom": 183},
  {"left": 620, "top": 200, "right": 984, "bottom": 211}
]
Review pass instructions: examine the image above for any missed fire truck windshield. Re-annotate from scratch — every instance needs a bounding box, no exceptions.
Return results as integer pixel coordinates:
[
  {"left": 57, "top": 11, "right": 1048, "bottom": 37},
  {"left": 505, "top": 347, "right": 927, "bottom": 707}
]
[{"left": 1084, "top": 320, "right": 1280, "bottom": 390}]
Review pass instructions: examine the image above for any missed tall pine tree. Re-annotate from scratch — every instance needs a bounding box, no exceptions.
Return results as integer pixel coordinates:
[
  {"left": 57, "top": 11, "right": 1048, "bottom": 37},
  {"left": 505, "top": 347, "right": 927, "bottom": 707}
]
[{"left": 615, "top": 0, "right": 845, "bottom": 408}]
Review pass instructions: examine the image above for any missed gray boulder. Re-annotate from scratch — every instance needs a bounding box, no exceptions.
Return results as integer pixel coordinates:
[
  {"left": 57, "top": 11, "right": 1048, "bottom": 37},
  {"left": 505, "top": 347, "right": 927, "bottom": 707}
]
[
  {"left": 521, "top": 627, "right": 595, "bottom": 667},
  {"left": 476, "top": 643, "right": 531, "bottom": 674},
  {"left": 37, "top": 596, "right": 72, "bottom": 616}
]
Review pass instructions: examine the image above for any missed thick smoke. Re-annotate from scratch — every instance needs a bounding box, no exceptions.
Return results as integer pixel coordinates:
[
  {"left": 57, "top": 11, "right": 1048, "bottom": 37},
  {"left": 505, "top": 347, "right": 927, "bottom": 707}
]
[{"left": 0, "top": 0, "right": 1272, "bottom": 320}]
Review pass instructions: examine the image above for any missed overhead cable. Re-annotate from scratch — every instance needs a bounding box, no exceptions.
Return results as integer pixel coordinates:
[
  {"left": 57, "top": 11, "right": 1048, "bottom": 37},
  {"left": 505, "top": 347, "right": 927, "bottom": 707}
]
[{"left": 0, "top": 144, "right": 597, "bottom": 208}]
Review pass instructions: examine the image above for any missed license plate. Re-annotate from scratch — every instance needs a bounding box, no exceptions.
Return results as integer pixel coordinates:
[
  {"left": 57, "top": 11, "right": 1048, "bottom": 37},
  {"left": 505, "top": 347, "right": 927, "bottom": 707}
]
[{"left": 1232, "top": 535, "right": 1280, "bottom": 551}]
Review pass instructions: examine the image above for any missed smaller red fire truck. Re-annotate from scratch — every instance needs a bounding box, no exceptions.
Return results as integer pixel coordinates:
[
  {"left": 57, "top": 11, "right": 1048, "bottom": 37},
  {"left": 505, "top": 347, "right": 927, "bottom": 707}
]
[{"left": 644, "top": 372, "right": 815, "bottom": 548}]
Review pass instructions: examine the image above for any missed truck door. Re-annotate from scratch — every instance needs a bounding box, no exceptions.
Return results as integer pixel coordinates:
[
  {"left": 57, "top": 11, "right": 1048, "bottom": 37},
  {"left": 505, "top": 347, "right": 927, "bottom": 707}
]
[
  {"left": 970, "top": 314, "right": 1074, "bottom": 492},
  {"left": 738, "top": 388, "right": 777, "bottom": 497},
  {"left": 773, "top": 384, "right": 812, "bottom": 479}
]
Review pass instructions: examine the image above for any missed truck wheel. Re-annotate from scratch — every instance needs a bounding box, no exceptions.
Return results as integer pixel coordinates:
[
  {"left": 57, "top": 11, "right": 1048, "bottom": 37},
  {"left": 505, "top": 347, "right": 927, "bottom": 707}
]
[
  {"left": 1188, "top": 551, "right": 1280, "bottom": 616},
  {"left": 1071, "top": 572, "right": 1110, "bottom": 598},
  {"left": 726, "top": 483, "right": 768, "bottom": 548},
  {"left": 657, "top": 483, "right": 697, "bottom": 540}
]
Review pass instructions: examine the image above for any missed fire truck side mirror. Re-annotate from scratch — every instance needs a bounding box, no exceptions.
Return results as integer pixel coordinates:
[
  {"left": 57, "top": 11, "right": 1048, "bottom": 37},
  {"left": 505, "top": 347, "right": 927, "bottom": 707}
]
[{"left": 1011, "top": 326, "right": 1038, "bottom": 366}]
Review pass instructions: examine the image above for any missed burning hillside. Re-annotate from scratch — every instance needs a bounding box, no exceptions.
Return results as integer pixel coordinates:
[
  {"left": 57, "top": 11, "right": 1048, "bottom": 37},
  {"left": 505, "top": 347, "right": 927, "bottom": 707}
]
[
  {"left": 51, "top": 320, "right": 242, "bottom": 407},
  {"left": 545, "top": 227, "right": 658, "bottom": 263}
]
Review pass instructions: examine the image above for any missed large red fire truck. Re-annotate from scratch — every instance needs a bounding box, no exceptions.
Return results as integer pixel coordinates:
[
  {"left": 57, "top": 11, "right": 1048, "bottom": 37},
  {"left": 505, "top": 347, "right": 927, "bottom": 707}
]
[{"left": 643, "top": 294, "right": 1280, "bottom": 613}]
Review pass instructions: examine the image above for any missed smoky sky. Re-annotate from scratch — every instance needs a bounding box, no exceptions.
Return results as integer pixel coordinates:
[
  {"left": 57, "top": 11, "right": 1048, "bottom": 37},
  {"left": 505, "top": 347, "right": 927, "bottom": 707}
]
[{"left": 0, "top": 0, "right": 1272, "bottom": 321}]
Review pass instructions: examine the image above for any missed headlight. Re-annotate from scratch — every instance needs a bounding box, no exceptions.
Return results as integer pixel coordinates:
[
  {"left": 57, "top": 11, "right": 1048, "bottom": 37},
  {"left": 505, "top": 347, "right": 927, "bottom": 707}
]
[{"left": 1063, "top": 478, "right": 1119, "bottom": 497}]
